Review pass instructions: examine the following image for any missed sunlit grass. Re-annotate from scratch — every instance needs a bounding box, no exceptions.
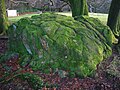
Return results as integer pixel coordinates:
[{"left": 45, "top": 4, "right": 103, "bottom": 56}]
[
  {"left": 8, "top": 14, "right": 39, "bottom": 24},
  {"left": 8, "top": 12, "right": 108, "bottom": 25},
  {"left": 57, "top": 12, "right": 108, "bottom": 24},
  {"left": 89, "top": 13, "right": 108, "bottom": 24}
]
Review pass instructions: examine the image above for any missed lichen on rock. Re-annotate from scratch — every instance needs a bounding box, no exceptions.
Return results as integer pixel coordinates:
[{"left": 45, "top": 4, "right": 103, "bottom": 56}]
[{"left": 8, "top": 12, "right": 116, "bottom": 77}]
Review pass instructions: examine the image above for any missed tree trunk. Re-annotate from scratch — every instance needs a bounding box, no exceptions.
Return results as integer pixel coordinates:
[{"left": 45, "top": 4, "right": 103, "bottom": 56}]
[
  {"left": 84, "top": 1, "right": 89, "bottom": 15},
  {"left": 0, "top": 0, "right": 9, "bottom": 35},
  {"left": 107, "top": 0, "right": 120, "bottom": 41},
  {"left": 68, "top": 0, "right": 88, "bottom": 17}
]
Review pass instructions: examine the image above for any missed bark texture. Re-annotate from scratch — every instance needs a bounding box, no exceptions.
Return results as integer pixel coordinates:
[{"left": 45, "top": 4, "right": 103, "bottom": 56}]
[
  {"left": 107, "top": 0, "right": 120, "bottom": 41},
  {"left": 0, "top": 0, "right": 8, "bottom": 34},
  {"left": 68, "top": 0, "right": 88, "bottom": 17}
]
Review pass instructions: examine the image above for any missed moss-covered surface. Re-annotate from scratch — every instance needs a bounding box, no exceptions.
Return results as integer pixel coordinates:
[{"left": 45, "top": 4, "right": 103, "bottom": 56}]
[
  {"left": 0, "top": 0, "right": 9, "bottom": 34},
  {"left": 8, "top": 13, "right": 116, "bottom": 77},
  {"left": 69, "top": 0, "right": 88, "bottom": 17}
]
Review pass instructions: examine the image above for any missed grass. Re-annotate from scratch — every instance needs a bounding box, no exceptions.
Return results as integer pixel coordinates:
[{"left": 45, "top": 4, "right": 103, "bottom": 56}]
[
  {"left": 89, "top": 13, "right": 108, "bottom": 24},
  {"left": 8, "top": 14, "right": 39, "bottom": 24},
  {"left": 57, "top": 12, "right": 108, "bottom": 24},
  {"left": 8, "top": 12, "right": 108, "bottom": 25}
]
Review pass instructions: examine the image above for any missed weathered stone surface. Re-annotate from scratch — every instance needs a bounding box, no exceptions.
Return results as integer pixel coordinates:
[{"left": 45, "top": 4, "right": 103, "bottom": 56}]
[{"left": 8, "top": 13, "right": 115, "bottom": 77}]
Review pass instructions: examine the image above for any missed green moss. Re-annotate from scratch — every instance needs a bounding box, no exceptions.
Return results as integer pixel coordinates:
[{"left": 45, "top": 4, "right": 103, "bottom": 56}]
[
  {"left": 8, "top": 13, "right": 115, "bottom": 77},
  {"left": 0, "top": 0, "right": 9, "bottom": 34},
  {"left": 19, "top": 73, "right": 44, "bottom": 89},
  {"left": 69, "top": 0, "right": 88, "bottom": 17}
]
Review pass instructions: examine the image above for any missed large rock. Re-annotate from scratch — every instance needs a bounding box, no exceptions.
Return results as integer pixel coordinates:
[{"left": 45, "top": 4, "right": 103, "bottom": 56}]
[{"left": 8, "top": 13, "right": 116, "bottom": 77}]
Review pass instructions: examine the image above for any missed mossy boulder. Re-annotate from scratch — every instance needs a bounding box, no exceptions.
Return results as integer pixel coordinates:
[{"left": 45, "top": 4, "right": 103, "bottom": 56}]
[{"left": 8, "top": 13, "right": 116, "bottom": 77}]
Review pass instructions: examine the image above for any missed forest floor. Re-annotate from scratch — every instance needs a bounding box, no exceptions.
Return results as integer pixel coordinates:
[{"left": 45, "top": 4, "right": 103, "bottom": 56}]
[{"left": 0, "top": 37, "right": 120, "bottom": 90}]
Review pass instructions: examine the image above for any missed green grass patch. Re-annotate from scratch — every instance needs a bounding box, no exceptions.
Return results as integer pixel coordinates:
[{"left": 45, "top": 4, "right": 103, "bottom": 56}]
[
  {"left": 57, "top": 12, "right": 108, "bottom": 25},
  {"left": 8, "top": 12, "right": 108, "bottom": 25},
  {"left": 8, "top": 14, "right": 39, "bottom": 24},
  {"left": 89, "top": 13, "right": 108, "bottom": 24}
]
